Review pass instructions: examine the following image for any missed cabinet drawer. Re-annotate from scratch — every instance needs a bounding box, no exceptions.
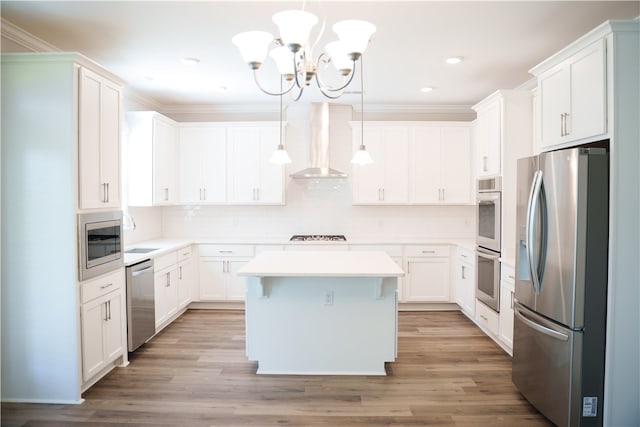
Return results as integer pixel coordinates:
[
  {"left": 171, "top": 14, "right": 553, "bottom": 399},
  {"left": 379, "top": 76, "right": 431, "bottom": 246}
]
[
  {"left": 405, "top": 245, "right": 449, "bottom": 257},
  {"left": 475, "top": 300, "right": 499, "bottom": 336},
  {"left": 457, "top": 247, "right": 475, "bottom": 265},
  {"left": 199, "top": 244, "right": 255, "bottom": 257},
  {"left": 81, "top": 269, "right": 123, "bottom": 304},
  {"left": 177, "top": 246, "right": 192, "bottom": 262},
  {"left": 351, "top": 245, "right": 403, "bottom": 257},
  {"left": 155, "top": 251, "right": 178, "bottom": 271}
]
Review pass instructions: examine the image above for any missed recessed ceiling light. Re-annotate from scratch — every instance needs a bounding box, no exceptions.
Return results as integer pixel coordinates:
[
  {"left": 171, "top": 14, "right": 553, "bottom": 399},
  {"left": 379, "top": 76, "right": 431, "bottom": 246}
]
[
  {"left": 420, "top": 87, "right": 433, "bottom": 93},
  {"left": 181, "top": 57, "right": 200, "bottom": 66},
  {"left": 446, "top": 56, "right": 463, "bottom": 65}
]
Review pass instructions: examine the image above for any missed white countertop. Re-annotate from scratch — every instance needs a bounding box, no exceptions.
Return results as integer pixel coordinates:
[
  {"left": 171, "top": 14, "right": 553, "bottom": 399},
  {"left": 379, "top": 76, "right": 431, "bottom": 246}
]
[
  {"left": 124, "top": 238, "right": 192, "bottom": 266},
  {"left": 238, "top": 251, "right": 405, "bottom": 277}
]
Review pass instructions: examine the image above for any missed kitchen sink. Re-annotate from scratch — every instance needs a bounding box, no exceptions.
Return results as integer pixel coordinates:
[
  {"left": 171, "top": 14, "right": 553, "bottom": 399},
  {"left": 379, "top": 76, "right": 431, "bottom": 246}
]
[{"left": 125, "top": 248, "right": 159, "bottom": 254}]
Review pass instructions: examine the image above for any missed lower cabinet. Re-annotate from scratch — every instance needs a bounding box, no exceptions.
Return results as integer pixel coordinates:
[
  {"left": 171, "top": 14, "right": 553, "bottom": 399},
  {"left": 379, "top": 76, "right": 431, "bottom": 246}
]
[
  {"left": 153, "top": 246, "right": 194, "bottom": 331},
  {"left": 499, "top": 263, "right": 515, "bottom": 354},
  {"left": 199, "top": 245, "right": 254, "bottom": 301},
  {"left": 455, "top": 247, "right": 476, "bottom": 316},
  {"left": 475, "top": 299, "right": 500, "bottom": 337},
  {"left": 404, "top": 245, "right": 451, "bottom": 302},
  {"left": 80, "top": 269, "right": 125, "bottom": 383}
]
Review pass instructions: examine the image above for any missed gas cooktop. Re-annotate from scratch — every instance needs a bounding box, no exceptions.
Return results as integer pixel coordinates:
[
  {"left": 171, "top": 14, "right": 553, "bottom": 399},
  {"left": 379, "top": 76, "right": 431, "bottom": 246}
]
[{"left": 290, "top": 235, "right": 347, "bottom": 242}]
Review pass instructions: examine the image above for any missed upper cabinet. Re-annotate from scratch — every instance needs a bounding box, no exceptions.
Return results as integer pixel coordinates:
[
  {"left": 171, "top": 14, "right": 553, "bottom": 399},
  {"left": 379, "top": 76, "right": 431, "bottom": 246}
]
[
  {"left": 351, "top": 122, "right": 473, "bottom": 205},
  {"left": 78, "top": 67, "right": 123, "bottom": 210},
  {"left": 178, "top": 124, "right": 227, "bottom": 204},
  {"left": 226, "top": 125, "right": 285, "bottom": 205},
  {"left": 127, "top": 111, "right": 178, "bottom": 206},
  {"left": 473, "top": 99, "right": 501, "bottom": 177},
  {"left": 352, "top": 125, "right": 409, "bottom": 204},
  {"left": 533, "top": 38, "right": 606, "bottom": 151},
  {"left": 410, "top": 124, "right": 473, "bottom": 204}
]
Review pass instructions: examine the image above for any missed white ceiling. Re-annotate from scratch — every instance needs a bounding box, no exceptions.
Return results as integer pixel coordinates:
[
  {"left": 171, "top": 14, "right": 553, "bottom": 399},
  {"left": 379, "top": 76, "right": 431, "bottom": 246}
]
[{"left": 2, "top": 1, "right": 638, "bottom": 111}]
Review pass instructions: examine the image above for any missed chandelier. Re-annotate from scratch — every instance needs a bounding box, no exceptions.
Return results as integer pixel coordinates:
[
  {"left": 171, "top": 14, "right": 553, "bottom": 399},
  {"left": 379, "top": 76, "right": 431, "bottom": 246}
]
[{"left": 231, "top": 9, "right": 376, "bottom": 101}]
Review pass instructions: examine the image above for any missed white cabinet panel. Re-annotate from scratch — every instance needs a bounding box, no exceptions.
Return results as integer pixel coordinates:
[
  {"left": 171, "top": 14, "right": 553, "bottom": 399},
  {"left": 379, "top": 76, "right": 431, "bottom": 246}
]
[
  {"left": 455, "top": 247, "right": 476, "bottom": 317},
  {"left": 499, "top": 264, "right": 515, "bottom": 353},
  {"left": 199, "top": 244, "right": 253, "bottom": 301},
  {"left": 153, "top": 119, "right": 178, "bottom": 205},
  {"left": 78, "top": 67, "right": 122, "bottom": 209},
  {"left": 178, "top": 126, "right": 227, "bottom": 204},
  {"left": 352, "top": 125, "right": 409, "bottom": 204},
  {"left": 473, "top": 96, "right": 501, "bottom": 177},
  {"left": 537, "top": 39, "right": 606, "bottom": 150},
  {"left": 404, "top": 245, "right": 451, "bottom": 302}
]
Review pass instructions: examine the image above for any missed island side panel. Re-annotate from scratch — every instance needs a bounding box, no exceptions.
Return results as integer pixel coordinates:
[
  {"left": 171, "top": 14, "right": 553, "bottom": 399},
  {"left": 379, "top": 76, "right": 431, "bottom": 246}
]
[{"left": 245, "top": 276, "right": 398, "bottom": 375}]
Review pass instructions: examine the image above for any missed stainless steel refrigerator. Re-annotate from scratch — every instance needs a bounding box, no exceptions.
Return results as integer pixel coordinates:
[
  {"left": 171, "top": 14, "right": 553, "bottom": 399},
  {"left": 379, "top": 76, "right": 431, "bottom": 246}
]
[{"left": 512, "top": 147, "right": 609, "bottom": 427}]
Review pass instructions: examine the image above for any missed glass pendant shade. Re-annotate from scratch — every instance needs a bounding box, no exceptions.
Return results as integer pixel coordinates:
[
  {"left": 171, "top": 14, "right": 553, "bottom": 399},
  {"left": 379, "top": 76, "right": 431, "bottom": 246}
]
[
  {"left": 332, "top": 20, "right": 376, "bottom": 57},
  {"left": 270, "top": 145, "right": 292, "bottom": 164},
  {"left": 232, "top": 31, "right": 274, "bottom": 67},
  {"left": 272, "top": 10, "right": 318, "bottom": 51},
  {"left": 351, "top": 145, "right": 373, "bottom": 165},
  {"left": 269, "top": 45, "right": 295, "bottom": 76},
  {"left": 325, "top": 41, "right": 353, "bottom": 74}
]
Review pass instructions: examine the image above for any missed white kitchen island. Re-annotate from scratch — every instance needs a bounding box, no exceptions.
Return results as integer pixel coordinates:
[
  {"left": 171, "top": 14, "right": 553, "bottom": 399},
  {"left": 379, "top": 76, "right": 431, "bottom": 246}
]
[{"left": 238, "top": 251, "right": 404, "bottom": 375}]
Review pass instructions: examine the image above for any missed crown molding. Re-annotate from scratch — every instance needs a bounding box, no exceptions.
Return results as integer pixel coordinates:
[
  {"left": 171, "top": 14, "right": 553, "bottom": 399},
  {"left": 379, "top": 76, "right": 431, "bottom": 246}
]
[
  {"left": 1, "top": 18, "right": 59, "bottom": 52},
  {"left": 160, "top": 103, "right": 281, "bottom": 115},
  {"left": 355, "top": 103, "right": 474, "bottom": 115}
]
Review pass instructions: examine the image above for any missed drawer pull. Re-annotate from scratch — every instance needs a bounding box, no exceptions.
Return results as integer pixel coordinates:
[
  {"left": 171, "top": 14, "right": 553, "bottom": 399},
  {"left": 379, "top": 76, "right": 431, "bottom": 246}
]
[
  {"left": 219, "top": 250, "right": 233, "bottom": 254},
  {"left": 100, "top": 283, "right": 114, "bottom": 290},
  {"left": 480, "top": 315, "right": 488, "bottom": 321},
  {"left": 422, "top": 250, "right": 435, "bottom": 254}
]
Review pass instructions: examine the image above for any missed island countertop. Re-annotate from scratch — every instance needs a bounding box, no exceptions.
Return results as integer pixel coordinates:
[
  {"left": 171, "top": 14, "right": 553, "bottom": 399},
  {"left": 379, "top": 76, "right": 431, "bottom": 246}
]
[{"left": 237, "top": 250, "right": 405, "bottom": 278}]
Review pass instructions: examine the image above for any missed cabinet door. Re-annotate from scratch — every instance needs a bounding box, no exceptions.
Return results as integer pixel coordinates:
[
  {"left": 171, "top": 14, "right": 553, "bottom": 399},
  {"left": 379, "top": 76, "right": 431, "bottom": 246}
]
[
  {"left": 103, "top": 292, "right": 123, "bottom": 362},
  {"left": 154, "top": 270, "right": 177, "bottom": 327},
  {"left": 569, "top": 39, "right": 606, "bottom": 142},
  {"left": 256, "top": 127, "right": 284, "bottom": 204},
  {"left": 78, "top": 68, "right": 104, "bottom": 209},
  {"left": 227, "top": 127, "right": 260, "bottom": 203},
  {"left": 539, "top": 67, "right": 570, "bottom": 148},
  {"left": 455, "top": 259, "right": 475, "bottom": 316},
  {"left": 99, "top": 80, "right": 122, "bottom": 208},
  {"left": 499, "top": 275, "right": 515, "bottom": 351},
  {"left": 475, "top": 102, "right": 501, "bottom": 177},
  {"left": 178, "top": 126, "right": 227, "bottom": 204},
  {"left": 178, "top": 258, "right": 194, "bottom": 309},
  {"left": 81, "top": 296, "right": 106, "bottom": 381},
  {"left": 410, "top": 127, "right": 441, "bottom": 203},
  {"left": 153, "top": 119, "right": 177, "bottom": 205},
  {"left": 405, "top": 257, "right": 450, "bottom": 302},
  {"left": 441, "top": 127, "right": 472, "bottom": 203},
  {"left": 199, "top": 258, "right": 227, "bottom": 300},
  {"left": 352, "top": 126, "right": 409, "bottom": 204},
  {"left": 226, "top": 259, "right": 249, "bottom": 301}
]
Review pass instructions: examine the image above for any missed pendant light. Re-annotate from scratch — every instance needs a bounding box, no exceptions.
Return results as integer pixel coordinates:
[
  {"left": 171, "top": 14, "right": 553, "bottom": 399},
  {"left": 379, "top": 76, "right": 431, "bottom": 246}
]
[
  {"left": 351, "top": 55, "right": 373, "bottom": 165},
  {"left": 270, "top": 77, "right": 292, "bottom": 165}
]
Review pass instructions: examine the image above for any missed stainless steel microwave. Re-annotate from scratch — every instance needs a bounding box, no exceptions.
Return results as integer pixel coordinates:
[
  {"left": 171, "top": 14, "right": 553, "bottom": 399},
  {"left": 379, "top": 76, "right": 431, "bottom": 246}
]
[{"left": 78, "top": 211, "right": 123, "bottom": 281}]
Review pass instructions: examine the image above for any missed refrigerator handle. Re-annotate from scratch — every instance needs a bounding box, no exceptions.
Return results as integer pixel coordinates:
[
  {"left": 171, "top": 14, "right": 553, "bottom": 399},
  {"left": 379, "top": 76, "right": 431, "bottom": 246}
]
[
  {"left": 514, "top": 304, "right": 569, "bottom": 342},
  {"left": 525, "top": 170, "right": 543, "bottom": 294}
]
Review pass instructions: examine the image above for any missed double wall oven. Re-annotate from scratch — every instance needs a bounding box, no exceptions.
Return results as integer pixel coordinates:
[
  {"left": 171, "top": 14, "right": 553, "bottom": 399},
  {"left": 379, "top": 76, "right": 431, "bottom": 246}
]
[{"left": 476, "top": 177, "right": 501, "bottom": 312}]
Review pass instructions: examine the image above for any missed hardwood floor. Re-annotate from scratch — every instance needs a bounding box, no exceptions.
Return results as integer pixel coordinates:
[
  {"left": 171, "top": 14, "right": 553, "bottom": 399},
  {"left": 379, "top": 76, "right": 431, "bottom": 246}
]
[{"left": 2, "top": 310, "right": 552, "bottom": 426}]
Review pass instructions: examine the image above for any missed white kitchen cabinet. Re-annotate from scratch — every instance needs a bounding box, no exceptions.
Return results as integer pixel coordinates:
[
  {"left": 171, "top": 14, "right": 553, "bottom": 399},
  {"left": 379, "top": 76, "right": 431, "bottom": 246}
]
[
  {"left": 404, "top": 245, "right": 451, "bottom": 302},
  {"left": 177, "top": 246, "right": 195, "bottom": 309},
  {"left": 473, "top": 97, "right": 501, "bottom": 177},
  {"left": 455, "top": 247, "right": 476, "bottom": 317},
  {"left": 178, "top": 125, "right": 227, "bottom": 204},
  {"left": 352, "top": 124, "right": 409, "bottom": 204},
  {"left": 78, "top": 67, "right": 122, "bottom": 209},
  {"left": 127, "top": 111, "right": 178, "bottom": 206},
  {"left": 226, "top": 126, "right": 284, "bottom": 205},
  {"left": 534, "top": 38, "right": 606, "bottom": 151},
  {"left": 154, "top": 267, "right": 178, "bottom": 330},
  {"left": 410, "top": 124, "right": 473, "bottom": 204},
  {"left": 80, "top": 269, "right": 125, "bottom": 382},
  {"left": 199, "top": 245, "right": 254, "bottom": 301},
  {"left": 475, "top": 299, "right": 499, "bottom": 337},
  {"left": 499, "top": 263, "right": 515, "bottom": 354}
]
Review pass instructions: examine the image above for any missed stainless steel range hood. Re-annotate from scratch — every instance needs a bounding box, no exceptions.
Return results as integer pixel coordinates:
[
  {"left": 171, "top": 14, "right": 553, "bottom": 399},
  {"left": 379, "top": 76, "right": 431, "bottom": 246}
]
[{"left": 290, "top": 103, "right": 347, "bottom": 179}]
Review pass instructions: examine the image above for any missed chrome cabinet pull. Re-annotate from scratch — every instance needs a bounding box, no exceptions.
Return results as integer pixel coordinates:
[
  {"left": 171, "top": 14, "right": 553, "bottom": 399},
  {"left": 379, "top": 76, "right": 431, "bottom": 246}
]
[
  {"left": 166, "top": 272, "right": 170, "bottom": 287},
  {"left": 219, "top": 250, "right": 233, "bottom": 254},
  {"left": 106, "top": 183, "right": 110, "bottom": 203},
  {"left": 100, "top": 283, "right": 113, "bottom": 290},
  {"left": 510, "top": 290, "right": 515, "bottom": 309},
  {"left": 164, "top": 188, "right": 169, "bottom": 201},
  {"left": 179, "top": 266, "right": 183, "bottom": 280},
  {"left": 104, "top": 301, "right": 109, "bottom": 322},
  {"left": 203, "top": 188, "right": 207, "bottom": 200},
  {"left": 461, "top": 265, "right": 466, "bottom": 279},
  {"left": 483, "top": 156, "right": 488, "bottom": 172},
  {"left": 422, "top": 250, "right": 435, "bottom": 254}
]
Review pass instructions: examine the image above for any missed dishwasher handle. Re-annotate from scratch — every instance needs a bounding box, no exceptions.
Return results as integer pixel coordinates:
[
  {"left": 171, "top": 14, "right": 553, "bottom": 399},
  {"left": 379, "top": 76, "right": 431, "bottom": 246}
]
[{"left": 131, "top": 266, "right": 153, "bottom": 277}]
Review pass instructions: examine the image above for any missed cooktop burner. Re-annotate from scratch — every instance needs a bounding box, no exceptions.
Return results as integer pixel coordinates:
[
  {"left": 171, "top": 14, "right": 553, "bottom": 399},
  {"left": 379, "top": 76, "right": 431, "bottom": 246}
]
[{"left": 290, "top": 235, "right": 347, "bottom": 242}]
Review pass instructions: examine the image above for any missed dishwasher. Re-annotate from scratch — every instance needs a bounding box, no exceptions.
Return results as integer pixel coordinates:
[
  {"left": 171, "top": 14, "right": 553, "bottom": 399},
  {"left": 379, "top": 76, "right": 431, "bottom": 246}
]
[{"left": 126, "top": 259, "right": 155, "bottom": 352}]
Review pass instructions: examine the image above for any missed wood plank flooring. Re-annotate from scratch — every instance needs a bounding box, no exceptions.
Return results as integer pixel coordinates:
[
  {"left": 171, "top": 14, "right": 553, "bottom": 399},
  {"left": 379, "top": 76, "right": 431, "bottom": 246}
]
[{"left": 2, "top": 310, "right": 552, "bottom": 426}]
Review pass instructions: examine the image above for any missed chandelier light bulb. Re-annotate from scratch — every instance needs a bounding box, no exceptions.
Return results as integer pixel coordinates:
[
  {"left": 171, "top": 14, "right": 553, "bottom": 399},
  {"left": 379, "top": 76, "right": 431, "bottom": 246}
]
[
  {"left": 272, "top": 10, "right": 318, "bottom": 53},
  {"left": 232, "top": 31, "right": 274, "bottom": 68},
  {"left": 325, "top": 41, "right": 353, "bottom": 75},
  {"left": 269, "top": 45, "right": 295, "bottom": 78},
  {"left": 332, "top": 20, "right": 376, "bottom": 58}
]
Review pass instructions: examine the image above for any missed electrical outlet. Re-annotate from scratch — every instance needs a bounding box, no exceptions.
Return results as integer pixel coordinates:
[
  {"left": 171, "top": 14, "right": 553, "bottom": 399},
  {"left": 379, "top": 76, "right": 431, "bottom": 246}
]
[{"left": 324, "top": 290, "right": 333, "bottom": 305}]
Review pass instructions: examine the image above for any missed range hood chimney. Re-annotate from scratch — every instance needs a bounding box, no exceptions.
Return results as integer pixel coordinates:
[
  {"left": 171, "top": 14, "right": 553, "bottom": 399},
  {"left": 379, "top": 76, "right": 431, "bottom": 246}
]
[{"left": 290, "top": 103, "right": 347, "bottom": 179}]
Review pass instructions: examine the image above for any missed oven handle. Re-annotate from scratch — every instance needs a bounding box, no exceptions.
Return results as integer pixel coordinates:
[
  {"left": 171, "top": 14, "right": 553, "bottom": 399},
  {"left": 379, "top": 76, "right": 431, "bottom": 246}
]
[{"left": 476, "top": 247, "right": 499, "bottom": 260}]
